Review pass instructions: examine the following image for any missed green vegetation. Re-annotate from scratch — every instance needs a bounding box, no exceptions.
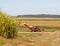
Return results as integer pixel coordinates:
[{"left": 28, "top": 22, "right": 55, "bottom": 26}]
[
  {"left": 18, "top": 27, "right": 59, "bottom": 32},
  {"left": 0, "top": 11, "right": 17, "bottom": 38}
]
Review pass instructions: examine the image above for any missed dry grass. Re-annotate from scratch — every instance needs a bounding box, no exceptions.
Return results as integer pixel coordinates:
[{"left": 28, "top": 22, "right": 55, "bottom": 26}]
[
  {"left": 0, "top": 32, "right": 60, "bottom": 46},
  {"left": 20, "top": 21, "right": 60, "bottom": 27},
  {"left": 14, "top": 17, "right": 60, "bottom": 32},
  {"left": 14, "top": 17, "right": 60, "bottom": 28},
  {"left": 14, "top": 17, "right": 60, "bottom": 22}
]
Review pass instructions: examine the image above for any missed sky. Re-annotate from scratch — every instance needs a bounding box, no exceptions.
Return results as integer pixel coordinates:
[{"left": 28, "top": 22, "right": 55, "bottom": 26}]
[{"left": 0, "top": 0, "right": 60, "bottom": 16}]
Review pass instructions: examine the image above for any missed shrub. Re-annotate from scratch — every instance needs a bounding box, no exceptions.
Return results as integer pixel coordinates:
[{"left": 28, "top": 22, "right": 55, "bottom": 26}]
[{"left": 0, "top": 11, "right": 17, "bottom": 38}]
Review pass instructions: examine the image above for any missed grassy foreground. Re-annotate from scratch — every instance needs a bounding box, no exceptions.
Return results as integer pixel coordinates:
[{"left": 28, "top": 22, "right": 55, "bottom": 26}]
[{"left": 0, "top": 32, "right": 60, "bottom": 46}]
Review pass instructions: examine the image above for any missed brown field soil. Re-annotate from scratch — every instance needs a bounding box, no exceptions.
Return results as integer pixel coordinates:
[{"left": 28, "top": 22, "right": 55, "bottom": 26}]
[{"left": 0, "top": 32, "right": 60, "bottom": 46}]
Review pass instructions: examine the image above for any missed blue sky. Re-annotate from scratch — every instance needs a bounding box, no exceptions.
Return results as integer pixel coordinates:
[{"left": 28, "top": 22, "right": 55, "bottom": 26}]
[{"left": 0, "top": 0, "right": 60, "bottom": 16}]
